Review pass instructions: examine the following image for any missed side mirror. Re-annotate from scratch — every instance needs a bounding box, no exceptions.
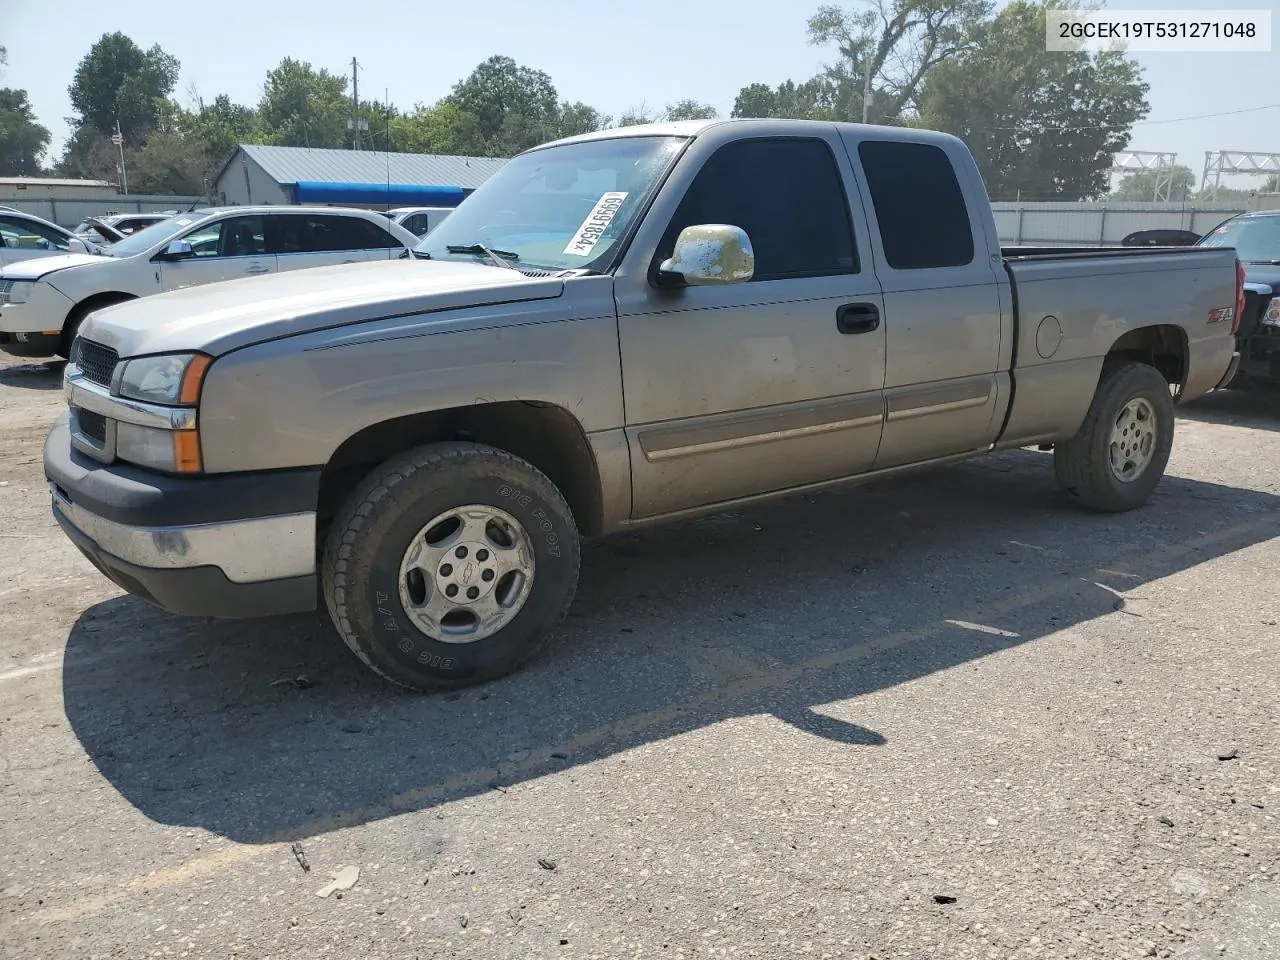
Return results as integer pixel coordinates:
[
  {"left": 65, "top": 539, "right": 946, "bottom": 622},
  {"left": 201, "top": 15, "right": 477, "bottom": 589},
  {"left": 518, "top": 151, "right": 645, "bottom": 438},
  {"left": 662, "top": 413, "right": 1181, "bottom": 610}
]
[
  {"left": 160, "top": 239, "right": 194, "bottom": 261},
  {"left": 67, "top": 237, "right": 89, "bottom": 255},
  {"left": 657, "top": 224, "right": 755, "bottom": 287}
]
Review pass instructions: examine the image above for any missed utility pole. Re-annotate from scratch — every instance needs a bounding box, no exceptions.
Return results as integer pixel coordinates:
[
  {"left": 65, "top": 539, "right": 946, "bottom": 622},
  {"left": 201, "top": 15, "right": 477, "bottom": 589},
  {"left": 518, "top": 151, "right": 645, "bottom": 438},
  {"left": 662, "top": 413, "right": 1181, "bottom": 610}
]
[
  {"left": 862, "top": 47, "right": 873, "bottom": 124},
  {"left": 351, "top": 57, "right": 361, "bottom": 150}
]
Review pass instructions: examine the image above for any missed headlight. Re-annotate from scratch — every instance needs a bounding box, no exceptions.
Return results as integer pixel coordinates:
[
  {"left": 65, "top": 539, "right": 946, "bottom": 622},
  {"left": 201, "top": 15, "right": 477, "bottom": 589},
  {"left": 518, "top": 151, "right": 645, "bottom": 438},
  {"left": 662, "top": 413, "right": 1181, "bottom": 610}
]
[
  {"left": 117, "top": 353, "right": 212, "bottom": 406},
  {"left": 5, "top": 281, "right": 35, "bottom": 305},
  {"left": 1265, "top": 297, "right": 1280, "bottom": 326},
  {"left": 116, "top": 423, "right": 203, "bottom": 474}
]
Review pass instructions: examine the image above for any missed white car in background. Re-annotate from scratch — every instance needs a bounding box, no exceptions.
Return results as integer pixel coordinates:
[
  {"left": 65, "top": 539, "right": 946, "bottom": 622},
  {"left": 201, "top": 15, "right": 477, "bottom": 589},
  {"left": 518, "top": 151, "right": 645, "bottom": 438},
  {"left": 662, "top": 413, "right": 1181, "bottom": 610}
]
[
  {"left": 1, "top": 210, "right": 99, "bottom": 269},
  {"left": 0, "top": 205, "right": 419, "bottom": 357},
  {"left": 72, "top": 211, "right": 178, "bottom": 246},
  {"left": 386, "top": 206, "right": 455, "bottom": 238}
]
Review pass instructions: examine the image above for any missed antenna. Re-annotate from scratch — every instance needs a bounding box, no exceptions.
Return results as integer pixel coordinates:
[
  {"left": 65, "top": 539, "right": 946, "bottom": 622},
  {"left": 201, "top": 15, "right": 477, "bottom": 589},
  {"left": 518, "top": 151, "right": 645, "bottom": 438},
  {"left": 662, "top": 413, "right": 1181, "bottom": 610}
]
[{"left": 386, "top": 87, "right": 392, "bottom": 210}]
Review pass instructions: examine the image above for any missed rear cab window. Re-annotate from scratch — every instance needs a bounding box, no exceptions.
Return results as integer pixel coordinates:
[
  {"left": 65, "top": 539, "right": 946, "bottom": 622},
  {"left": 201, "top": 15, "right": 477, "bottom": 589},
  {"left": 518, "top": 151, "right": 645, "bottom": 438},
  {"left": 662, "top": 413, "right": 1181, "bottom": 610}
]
[{"left": 855, "top": 140, "right": 975, "bottom": 270}]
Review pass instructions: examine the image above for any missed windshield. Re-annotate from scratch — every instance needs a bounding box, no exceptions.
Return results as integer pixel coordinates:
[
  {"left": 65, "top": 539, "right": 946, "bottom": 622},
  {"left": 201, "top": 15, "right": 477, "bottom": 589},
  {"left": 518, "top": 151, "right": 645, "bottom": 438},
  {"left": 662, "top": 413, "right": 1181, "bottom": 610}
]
[
  {"left": 1197, "top": 215, "right": 1280, "bottom": 262},
  {"left": 102, "top": 213, "right": 212, "bottom": 258},
  {"left": 414, "top": 135, "right": 687, "bottom": 272}
]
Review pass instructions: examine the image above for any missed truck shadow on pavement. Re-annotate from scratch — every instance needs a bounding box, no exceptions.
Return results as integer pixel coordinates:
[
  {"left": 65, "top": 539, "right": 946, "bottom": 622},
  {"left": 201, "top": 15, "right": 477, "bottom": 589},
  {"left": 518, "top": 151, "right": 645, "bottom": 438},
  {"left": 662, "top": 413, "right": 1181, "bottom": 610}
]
[
  {"left": 60, "top": 450, "right": 1280, "bottom": 844},
  {"left": 1178, "top": 384, "right": 1280, "bottom": 433}
]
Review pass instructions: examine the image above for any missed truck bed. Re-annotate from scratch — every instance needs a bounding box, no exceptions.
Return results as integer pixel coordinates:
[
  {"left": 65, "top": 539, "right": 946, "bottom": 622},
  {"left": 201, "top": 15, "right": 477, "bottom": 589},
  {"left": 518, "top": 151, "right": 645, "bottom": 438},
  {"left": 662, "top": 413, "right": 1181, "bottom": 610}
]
[{"left": 994, "top": 243, "right": 1239, "bottom": 448}]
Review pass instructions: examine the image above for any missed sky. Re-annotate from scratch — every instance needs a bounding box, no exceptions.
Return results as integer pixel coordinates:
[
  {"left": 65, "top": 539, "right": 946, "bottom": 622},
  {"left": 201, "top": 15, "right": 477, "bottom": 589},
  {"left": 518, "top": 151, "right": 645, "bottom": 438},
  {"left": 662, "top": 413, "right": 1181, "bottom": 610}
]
[{"left": 2, "top": 0, "right": 1278, "bottom": 190}]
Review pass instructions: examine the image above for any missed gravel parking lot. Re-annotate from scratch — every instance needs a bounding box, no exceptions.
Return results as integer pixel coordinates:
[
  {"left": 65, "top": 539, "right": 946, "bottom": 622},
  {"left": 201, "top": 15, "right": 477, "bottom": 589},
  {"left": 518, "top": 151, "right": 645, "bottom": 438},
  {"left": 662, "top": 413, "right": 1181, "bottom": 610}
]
[{"left": 1, "top": 354, "right": 1277, "bottom": 960}]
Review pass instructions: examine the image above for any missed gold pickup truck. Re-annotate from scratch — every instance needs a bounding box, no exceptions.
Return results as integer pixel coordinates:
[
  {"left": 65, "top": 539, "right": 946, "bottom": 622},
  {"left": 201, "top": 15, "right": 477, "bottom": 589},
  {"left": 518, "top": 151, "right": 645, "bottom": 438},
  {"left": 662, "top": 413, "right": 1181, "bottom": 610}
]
[{"left": 44, "top": 118, "right": 1241, "bottom": 691}]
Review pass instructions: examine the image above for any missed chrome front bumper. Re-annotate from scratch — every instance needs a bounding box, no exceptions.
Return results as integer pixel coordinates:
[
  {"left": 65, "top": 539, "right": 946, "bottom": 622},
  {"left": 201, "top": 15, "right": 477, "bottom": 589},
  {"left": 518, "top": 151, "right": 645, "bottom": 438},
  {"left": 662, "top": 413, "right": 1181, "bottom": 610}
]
[{"left": 51, "top": 486, "right": 315, "bottom": 584}]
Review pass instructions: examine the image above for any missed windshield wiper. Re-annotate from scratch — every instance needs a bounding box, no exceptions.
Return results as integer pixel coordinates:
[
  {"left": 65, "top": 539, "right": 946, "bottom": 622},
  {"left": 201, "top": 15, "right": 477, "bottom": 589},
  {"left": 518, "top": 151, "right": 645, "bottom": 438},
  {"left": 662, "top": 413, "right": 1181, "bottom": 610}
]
[{"left": 446, "top": 243, "right": 520, "bottom": 270}]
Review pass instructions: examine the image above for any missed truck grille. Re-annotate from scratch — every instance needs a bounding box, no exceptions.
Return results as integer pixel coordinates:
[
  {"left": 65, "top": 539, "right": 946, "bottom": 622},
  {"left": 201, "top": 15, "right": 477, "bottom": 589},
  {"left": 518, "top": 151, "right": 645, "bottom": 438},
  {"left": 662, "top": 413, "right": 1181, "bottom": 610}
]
[
  {"left": 0, "top": 280, "right": 13, "bottom": 305},
  {"left": 74, "top": 339, "right": 119, "bottom": 386},
  {"left": 75, "top": 409, "right": 107, "bottom": 446}
]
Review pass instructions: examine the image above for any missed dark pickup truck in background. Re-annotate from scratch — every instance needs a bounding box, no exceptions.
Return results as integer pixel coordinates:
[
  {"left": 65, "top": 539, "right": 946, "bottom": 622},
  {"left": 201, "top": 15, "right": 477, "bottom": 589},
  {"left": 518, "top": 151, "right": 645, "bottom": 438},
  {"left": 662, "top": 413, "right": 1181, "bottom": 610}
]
[{"left": 1196, "top": 209, "right": 1280, "bottom": 386}]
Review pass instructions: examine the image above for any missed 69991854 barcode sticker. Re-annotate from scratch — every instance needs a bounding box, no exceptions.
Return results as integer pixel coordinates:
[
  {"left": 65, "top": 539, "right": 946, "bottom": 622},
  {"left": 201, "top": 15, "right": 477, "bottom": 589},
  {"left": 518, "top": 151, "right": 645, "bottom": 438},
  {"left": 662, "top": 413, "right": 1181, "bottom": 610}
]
[{"left": 564, "top": 192, "right": 628, "bottom": 257}]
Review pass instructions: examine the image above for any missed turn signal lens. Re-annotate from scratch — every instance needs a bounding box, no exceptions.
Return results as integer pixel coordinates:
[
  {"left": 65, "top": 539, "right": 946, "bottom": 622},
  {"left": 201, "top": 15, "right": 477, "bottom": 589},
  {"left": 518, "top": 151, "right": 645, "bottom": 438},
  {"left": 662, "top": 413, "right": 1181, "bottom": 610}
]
[
  {"left": 179, "top": 354, "right": 213, "bottom": 405},
  {"left": 173, "top": 430, "right": 203, "bottom": 473}
]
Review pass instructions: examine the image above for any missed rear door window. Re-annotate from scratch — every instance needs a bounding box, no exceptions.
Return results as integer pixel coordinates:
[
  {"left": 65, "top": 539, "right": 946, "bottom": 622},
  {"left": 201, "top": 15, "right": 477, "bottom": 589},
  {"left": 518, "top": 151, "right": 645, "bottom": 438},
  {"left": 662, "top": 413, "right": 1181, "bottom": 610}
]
[
  {"left": 857, "top": 140, "right": 975, "bottom": 270},
  {"left": 272, "top": 214, "right": 400, "bottom": 253}
]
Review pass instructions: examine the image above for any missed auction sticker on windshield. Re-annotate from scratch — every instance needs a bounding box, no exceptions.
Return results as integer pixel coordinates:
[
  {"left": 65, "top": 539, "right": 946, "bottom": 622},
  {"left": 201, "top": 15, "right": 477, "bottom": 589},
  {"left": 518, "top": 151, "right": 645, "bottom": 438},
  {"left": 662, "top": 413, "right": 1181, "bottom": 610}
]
[{"left": 564, "top": 192, "right": 628, "bottom": 257}]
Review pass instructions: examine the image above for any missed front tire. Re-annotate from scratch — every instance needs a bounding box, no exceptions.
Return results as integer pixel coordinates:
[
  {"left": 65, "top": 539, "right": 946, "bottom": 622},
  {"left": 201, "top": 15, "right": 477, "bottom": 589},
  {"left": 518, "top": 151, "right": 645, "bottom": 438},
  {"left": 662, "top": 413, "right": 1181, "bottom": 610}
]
[
  {"left": 1053, "top": 361, "right": 1175, "bottom": 512},
  {"left": 322, "top": 442, "right": 581, "bottom": 691}
]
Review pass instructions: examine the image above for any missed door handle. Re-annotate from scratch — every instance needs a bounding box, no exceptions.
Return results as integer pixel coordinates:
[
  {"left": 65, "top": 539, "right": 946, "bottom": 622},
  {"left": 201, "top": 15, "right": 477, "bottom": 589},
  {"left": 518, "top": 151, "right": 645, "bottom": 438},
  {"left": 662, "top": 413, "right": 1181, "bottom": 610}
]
[
  {"left": 245, "top": 265, "right": 270, "bottom": 275},
  {"left": 836, "top": 302, "right": 880, "bottom": 335}
]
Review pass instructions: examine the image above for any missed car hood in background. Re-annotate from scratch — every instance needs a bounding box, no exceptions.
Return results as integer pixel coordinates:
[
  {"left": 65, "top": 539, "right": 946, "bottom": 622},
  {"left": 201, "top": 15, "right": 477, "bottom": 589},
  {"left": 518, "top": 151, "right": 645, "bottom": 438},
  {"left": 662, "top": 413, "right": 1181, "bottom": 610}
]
[
  {"left": 79, "top": 258, "right": 567, "bottom": 358},
  {"left": 0, "top": 253, "right": 110, "bottom": 281}
]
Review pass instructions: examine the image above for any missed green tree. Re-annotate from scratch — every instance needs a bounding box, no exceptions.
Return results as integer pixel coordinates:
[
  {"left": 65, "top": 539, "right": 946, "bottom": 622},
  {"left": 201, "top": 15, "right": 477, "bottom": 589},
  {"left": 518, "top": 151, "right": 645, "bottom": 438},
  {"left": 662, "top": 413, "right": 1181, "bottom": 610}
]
[
  {"left": 0, "top": 88, "right": 51, "bottom": 175},
  {"left": 618, "top": 100, "right": 718, "bottom": 126},
  {"left": 55, "top": 126, "right": 120, "bottom": 182},
  {"left": 68, "top": 33, "right": 180, "bottom": 143},
  {"left": 732, "top": 76, "right": 857, "bottom": 120},
  {"left": 188, "top": 93, "right": 260, "bottom": 164},
  {"left": 919, "top": 0, "right": 1149, "bottom": 200},
  {"left": 663, "top": 99, "right": 718, "bottom": 122},
  {"left": 128, "top": 130, "right": 206, "bottom": 194},
  {"left": 1111, "top": 165, "right": 1195, "bottom": 202},
  {"left": 558, "top": 101, "right": 610, "bottom": 139},
  {"left": 257, "top": 57, "right": 349, "bottom": 148},
  {"left": 390, "top": 101, "right": 473, "bottom": 155},
  {"left": 732, "top": 0, "right": 990, "bottom": 123},
  {"left": 440, "top": 56, "right": 562, "bottom": 155}
]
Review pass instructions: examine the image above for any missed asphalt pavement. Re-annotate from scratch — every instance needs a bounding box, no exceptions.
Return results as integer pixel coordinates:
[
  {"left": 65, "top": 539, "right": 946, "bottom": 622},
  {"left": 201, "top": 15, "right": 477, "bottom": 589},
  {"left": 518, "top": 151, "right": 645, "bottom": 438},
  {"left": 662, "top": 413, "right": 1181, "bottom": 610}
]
[{"left": 1, "top": 357, "right": 1277, "bottom": 960}]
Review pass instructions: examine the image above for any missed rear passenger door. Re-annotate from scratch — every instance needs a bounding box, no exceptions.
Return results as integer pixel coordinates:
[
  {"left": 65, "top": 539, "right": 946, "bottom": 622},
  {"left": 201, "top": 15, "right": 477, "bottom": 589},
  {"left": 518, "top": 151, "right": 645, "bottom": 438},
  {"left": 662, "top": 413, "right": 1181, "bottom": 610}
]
[{"left": 842, "top": 136, "right": 1007, "bottom": 470}]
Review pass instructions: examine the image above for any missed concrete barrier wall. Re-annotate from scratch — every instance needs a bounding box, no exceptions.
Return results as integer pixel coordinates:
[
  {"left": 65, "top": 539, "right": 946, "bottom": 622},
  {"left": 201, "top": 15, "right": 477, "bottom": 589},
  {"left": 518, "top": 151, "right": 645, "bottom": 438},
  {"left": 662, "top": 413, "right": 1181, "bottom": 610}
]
[
  {"left": 990, "top": 201, "right": 1257, "bottom": 247},
  {"left": 1, "top": 196, "right": 202, "bottom": 229}
]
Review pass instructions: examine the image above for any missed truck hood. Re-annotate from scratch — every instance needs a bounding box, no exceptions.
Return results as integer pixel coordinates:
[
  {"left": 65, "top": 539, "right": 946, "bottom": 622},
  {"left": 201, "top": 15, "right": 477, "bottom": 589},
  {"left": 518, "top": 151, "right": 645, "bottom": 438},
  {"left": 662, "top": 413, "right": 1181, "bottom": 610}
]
[
  {"left": 80, "top": 258, "right": 567, "bottom": 358},
  {"left": 1, "top": 252, "right": 106, "bottom": 281}
]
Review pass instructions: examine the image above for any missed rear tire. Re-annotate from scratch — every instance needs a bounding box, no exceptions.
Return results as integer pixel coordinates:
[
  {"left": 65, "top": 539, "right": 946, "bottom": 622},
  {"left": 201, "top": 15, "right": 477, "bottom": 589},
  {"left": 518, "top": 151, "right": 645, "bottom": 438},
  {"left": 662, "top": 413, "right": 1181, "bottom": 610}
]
[
  {"left": 1053, "top": 361, "right": 1174, "bottom": 512},
  {"left": 322, "top": 441, "right": 581, "bottom": 691}
]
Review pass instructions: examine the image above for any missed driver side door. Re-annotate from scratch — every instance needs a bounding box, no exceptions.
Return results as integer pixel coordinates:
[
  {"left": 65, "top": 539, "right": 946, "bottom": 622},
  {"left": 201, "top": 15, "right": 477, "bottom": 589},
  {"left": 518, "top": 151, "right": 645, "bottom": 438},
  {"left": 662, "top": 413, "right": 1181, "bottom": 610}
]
[{"left": 158, "top": 215, "right": 276, "bottom": 291}]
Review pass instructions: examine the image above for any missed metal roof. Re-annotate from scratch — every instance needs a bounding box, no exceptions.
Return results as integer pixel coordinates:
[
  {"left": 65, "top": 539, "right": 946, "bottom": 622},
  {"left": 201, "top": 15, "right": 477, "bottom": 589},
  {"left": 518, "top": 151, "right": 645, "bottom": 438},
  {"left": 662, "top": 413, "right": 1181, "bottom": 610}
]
[
  {"left": 224, "top": 144, "right": 508, "bottom": 190},
  {"left": 0, "top": 176, "right": 115, "bottom": 187}
]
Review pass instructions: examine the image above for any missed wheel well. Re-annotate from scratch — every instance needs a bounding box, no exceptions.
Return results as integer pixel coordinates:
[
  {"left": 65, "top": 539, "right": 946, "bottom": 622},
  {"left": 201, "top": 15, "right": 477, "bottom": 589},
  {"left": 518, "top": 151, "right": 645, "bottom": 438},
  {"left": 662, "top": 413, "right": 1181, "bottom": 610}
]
[
  {"left": 67, "top": 291, "right": 137, "bottom": 326},
  {"left": 63, "top": 292, "right": 136, "bottom": 353},
  {"left": 1105, "top": 325, "right": 1188, "bottom": 389},
  {"left": 317, "top": 402, "right": 605, "bottom": 543}
]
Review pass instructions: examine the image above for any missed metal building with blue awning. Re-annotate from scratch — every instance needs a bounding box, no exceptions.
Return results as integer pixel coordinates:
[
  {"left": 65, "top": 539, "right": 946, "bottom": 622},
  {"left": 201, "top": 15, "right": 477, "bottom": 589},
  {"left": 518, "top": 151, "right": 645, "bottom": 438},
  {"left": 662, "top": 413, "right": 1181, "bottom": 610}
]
[{"left": 212, "top": 144, "right": 508, "bottom": 209}]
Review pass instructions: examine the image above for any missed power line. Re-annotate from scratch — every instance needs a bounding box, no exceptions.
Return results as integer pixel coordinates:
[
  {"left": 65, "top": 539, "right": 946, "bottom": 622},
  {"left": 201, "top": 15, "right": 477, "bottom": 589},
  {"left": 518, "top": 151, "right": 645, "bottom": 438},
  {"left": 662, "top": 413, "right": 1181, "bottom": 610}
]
[
  {"left": 1132, "top": 102, "right": 1280, "bottom": 126},
  {"left": 982, "top": 102, "right": 1280, "bottom": 132}
]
